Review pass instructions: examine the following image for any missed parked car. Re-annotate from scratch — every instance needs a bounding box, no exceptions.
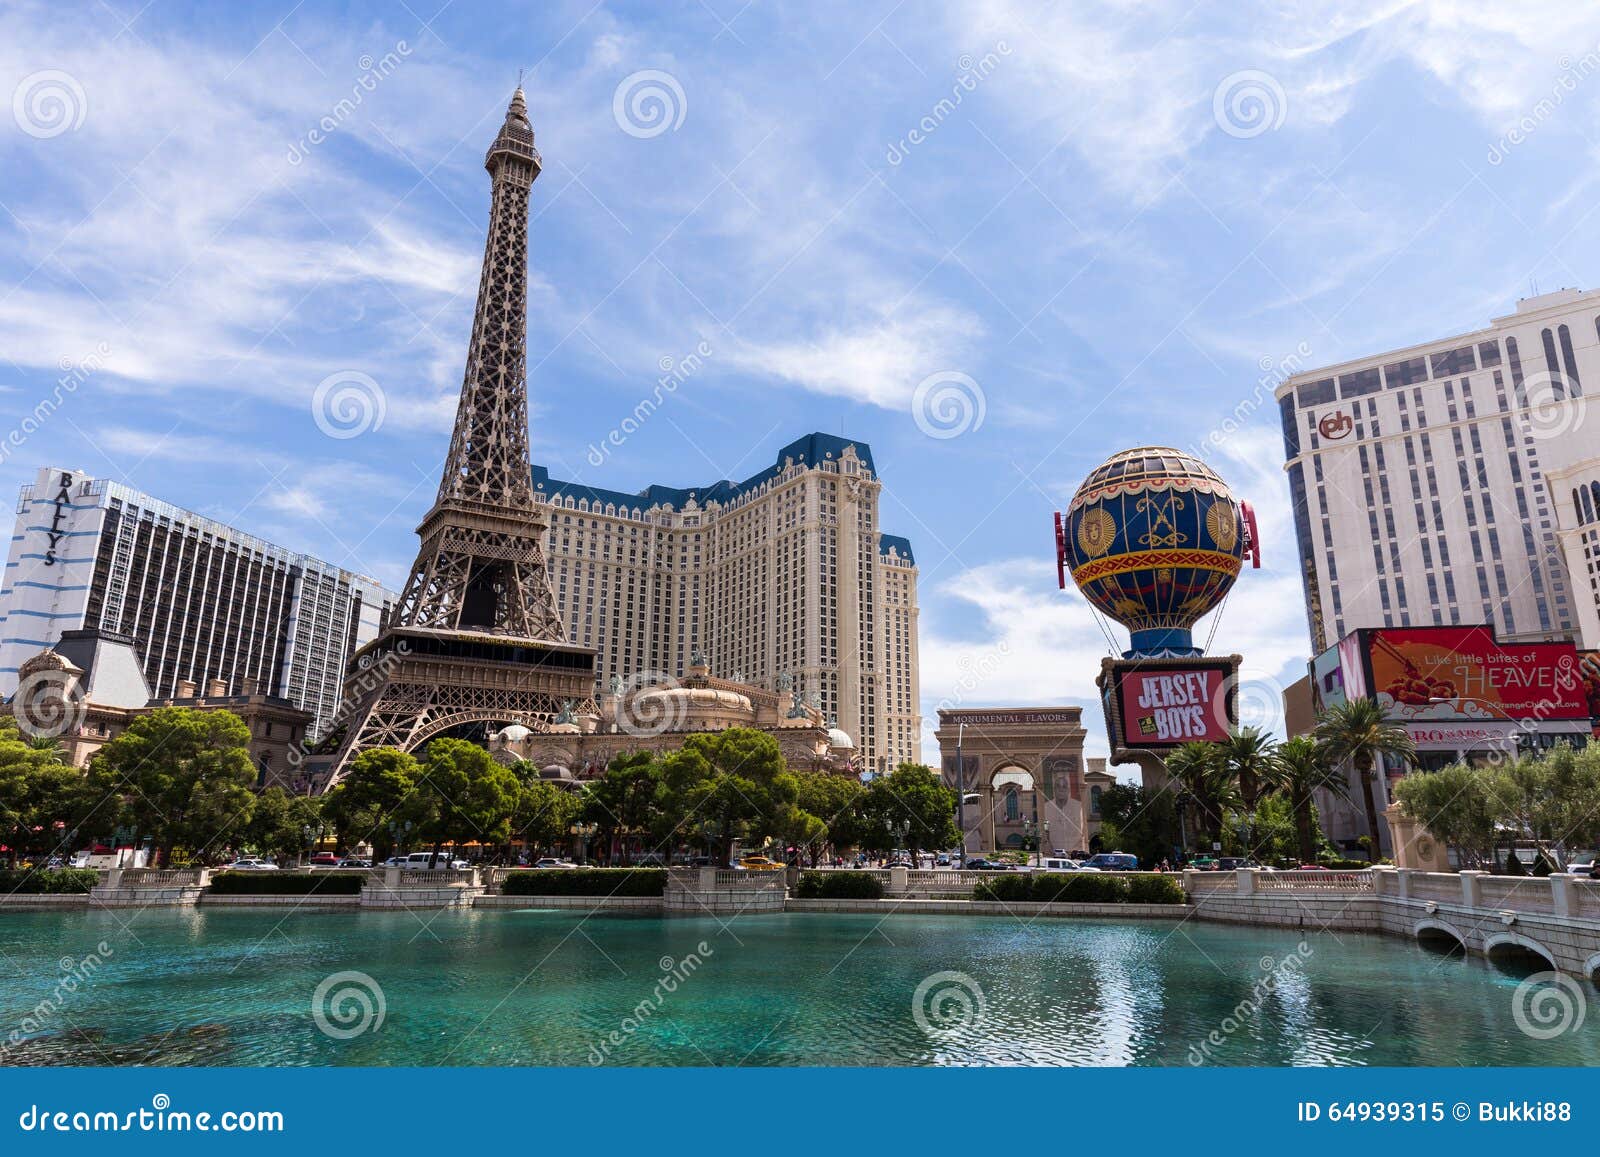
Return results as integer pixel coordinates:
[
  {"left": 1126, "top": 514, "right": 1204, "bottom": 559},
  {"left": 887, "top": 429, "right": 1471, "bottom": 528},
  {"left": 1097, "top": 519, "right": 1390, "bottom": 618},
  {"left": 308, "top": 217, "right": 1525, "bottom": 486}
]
[
  {"left": 1041, "top": 857, "right": 1098, "bottom": 872},
  {"left": 532, "top": 858, "right": 578, "bottom": 869},
  {"left": 1564, "top": 851, "right": 1597, "bottom": 875},
  {"left": 935, "top": 853, "right": 952, "bottom": 866},
  {"left": 337, "top": 857, "right": 371, "bottom": 868},
  {"left": 736, "top": 855, "right": 785, "bottom": 872},
  {"left": 1293, "top": 864, "right": 1329, "bottom": 871},
  {"left": 400, "top": 852, "right": 468, "bottom": 870},
  {"left": 1083, "top": 852, "right": 1139, "bottom": 871},
  {"left": 308, "top": 852, "right": 341, "bottom": 868},
  {"left": 224, "top": 857, "right": 277, "bottom": 871},
  {"left": 963, "top": 858, "right": 1012, "bottom": 871}
]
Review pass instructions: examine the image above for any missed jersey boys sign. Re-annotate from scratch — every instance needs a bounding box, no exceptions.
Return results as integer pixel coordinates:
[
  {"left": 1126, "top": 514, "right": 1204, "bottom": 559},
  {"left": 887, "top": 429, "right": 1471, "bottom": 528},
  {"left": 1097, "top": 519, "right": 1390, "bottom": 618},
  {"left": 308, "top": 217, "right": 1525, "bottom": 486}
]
[{"left": 1117, "top": 664, "right": 1233, "bottom": 747}]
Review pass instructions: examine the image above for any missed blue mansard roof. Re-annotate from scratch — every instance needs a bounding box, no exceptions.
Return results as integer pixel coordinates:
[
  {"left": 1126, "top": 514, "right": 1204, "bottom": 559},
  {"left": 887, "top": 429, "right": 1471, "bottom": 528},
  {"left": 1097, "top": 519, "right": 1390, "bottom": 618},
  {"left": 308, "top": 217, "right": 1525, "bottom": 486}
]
[{"left": 532, "top": 432, "right": 913, "bottom": 564}]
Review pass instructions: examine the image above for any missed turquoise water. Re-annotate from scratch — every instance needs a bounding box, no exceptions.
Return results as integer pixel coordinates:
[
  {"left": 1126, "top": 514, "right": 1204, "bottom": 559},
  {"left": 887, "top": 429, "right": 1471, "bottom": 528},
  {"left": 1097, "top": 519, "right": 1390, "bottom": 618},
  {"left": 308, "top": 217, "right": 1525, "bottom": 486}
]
[{"left": 0, "top": 908, "right": 1595, "bottom": 1066}]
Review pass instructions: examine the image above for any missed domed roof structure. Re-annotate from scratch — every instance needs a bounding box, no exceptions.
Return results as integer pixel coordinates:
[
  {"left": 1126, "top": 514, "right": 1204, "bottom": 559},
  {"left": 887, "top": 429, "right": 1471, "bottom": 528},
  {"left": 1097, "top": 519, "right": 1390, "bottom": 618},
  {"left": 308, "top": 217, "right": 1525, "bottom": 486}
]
[
  {"left": 496, "top": 723, "right": 532, "bottom": 743},
  {"left": 825, "top": 719, "right": 854, "bottom": 750},
  {"left": 1060, "top": 447, "right": 1250, "bottom": 657}
]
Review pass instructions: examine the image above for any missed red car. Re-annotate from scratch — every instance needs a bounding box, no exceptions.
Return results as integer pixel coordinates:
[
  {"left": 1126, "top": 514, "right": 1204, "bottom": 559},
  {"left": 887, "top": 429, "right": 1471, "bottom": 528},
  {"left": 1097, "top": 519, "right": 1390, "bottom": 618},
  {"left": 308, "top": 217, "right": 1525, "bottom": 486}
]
[{"left": 308, "top": 852, "right": 341, "bottom": 867}]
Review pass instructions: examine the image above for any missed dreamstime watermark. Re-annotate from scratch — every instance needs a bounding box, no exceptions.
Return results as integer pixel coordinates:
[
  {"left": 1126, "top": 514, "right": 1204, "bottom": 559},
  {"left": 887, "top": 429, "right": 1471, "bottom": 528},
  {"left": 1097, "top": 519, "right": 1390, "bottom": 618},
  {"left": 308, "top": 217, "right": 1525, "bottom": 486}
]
[
  {"left": 312, "top": 369, "right": 386, "bottom": 439},
  {"left": 912, "top": 970, "right": 986, "bottom": 1039},
  {"left": 13, "top": 664, "right": 87, "bottom": 740},
  {"left": 1488, "top": 44, "right": 1600, "bottom": 165},
  {"left": 1, "top": 942, "right": 114, "bottom": 1058},
  {"left": 587, "top": 943, "right": 714, "bottom": 1065},
  {"left": 286, "top": 640, "right": 409, "bottom": 767},
  {"left": 1187, "top": 941, "right": 1313, "bottom": 1064},
  {"left": 885, "top": 43, "right": 1011, "bottom": 165},
  {"left": 912, "top": 370, "right": 986, "bottom": 439},
  {"left": 12, "top": 70, "right": 87, "bottom": 139},
  {"left": 612, "top": 70, "right": 687, "bottom": 139},
  {"left": 614, "top": 670, "right": 688, "bottom": 737},
  {"left": 1212, "top": 70, "right": 1286, "bottom": 139},
  {"left": 1188, "top": 340, "right": 1313, "bottom": 462},
  {"left": 0, "top": 342, "right": 110, "bottom": 468},
  {"left": 1517, "top": 369, "right": 1585, "bottom": 442},
  {"left": 286, "top": 43, "right": 412, "bottom": 165},
  {"left": 1216, "top": 667, "right": 1287, "bottom": 736},
  {"left": 17, "top": 1094, "right": 284, "bottom": 1133},
  {"left": 1510, "top": 971, "right": 1587, "bottom": 1039},
  {"left": 588, "top": 340, "right": 713, "bottom": 467},
  {"left": 311, "top": 970, "right": 385, "bottom": 1040}
]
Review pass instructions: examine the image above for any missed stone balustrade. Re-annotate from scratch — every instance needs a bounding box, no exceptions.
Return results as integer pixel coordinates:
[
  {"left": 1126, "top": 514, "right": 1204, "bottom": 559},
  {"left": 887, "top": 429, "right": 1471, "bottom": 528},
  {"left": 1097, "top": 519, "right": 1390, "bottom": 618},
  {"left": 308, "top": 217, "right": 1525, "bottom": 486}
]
[{"left": 1184, "top": 867, "right": 1600, "bottom": 977}]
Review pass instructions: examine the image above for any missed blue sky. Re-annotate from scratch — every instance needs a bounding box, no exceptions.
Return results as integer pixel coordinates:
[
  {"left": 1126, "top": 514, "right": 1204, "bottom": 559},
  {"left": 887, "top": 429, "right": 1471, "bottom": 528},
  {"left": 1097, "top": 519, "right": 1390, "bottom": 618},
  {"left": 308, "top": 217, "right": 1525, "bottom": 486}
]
[{"left": 4, "top": 0, "right": 1600, "bottom": 761}]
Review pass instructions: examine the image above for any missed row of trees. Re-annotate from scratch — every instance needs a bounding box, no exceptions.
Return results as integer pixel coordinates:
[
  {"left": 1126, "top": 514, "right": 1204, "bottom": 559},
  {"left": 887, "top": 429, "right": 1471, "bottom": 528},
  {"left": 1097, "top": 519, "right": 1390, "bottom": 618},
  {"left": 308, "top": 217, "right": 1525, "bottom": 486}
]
[
  {"left": 1, "top": 709, "right": 325, "bottom": 866},
  {"left": 1, "top": 709, "right": 959, "bottom": 868},
  {"left": 1393, "top": 742, "right": 1600, "bottom": 869},
  {"left": 1097, "top": 701, "right": 1416, "bottom": 865}
]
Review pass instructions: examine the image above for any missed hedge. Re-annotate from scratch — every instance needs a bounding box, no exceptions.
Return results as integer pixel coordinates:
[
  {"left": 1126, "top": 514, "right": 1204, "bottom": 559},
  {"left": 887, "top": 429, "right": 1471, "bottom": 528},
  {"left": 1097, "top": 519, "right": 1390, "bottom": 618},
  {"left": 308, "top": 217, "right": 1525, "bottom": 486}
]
[
  {"left": 500, "top": 868, "right": 665, "bottom": 897},
  {"left": 0, "top": 868, "right": 99, "bottom": 894},
  {"left": 207, "top": 871, "right": 366, "bottom": 895},
  {"left": 973, "top": 872, "right": 1185, "bottom": 905},
  {"left": 794, "top": 871, "right": 885, "bottom": 900}
]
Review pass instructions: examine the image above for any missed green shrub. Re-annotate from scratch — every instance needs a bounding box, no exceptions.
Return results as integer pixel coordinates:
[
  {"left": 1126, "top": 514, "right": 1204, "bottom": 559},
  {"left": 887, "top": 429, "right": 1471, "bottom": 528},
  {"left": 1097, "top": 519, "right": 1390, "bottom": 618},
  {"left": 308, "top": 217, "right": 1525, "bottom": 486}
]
[
  {"left": 0, "top": 868, "right": 99, "bottom": 894},
  {"left": 972, "top": 873, "right": 1035, "bottom": 902},
  {"left": 1031, "top": 872, "right": 1130, "bottom": 904},
  {"left": 207, "top": 871, "right": 365, "bottom": 895},
  {"left": 500, "top": 868, "right": 665, "bottom": 897},
  {"left": 1124, "top": 874, "right": 1185, "bottom": 905},
  {"left": 794, "top": 871, "right": 884, "bottom": 899},
  {"left": 1319, "top": 858, "right": 1373, "bottom": 870}
]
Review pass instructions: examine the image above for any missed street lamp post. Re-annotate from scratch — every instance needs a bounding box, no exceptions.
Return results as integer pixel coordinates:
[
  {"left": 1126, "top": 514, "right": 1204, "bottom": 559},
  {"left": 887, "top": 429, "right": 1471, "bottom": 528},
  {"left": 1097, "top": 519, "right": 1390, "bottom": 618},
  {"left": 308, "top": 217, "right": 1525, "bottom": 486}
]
[{"left": 955, "top": 722, "right": 966, "bottom": 866}]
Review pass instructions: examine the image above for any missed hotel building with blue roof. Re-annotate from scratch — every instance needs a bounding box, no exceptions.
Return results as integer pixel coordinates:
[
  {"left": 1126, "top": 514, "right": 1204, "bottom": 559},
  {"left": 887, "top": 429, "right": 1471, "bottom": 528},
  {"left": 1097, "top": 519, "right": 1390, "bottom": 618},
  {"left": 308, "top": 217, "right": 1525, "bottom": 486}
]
[{"left": 533, "top": 433, "right": 920, "bottom": 771}]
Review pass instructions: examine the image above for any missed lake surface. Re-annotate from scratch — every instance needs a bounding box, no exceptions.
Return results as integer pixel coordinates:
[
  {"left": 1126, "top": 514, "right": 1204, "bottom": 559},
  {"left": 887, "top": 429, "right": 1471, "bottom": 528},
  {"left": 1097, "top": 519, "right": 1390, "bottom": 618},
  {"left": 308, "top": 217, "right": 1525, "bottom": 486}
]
[{"left": 1, "top": 908, "right": 1594, "bottom": 1066}]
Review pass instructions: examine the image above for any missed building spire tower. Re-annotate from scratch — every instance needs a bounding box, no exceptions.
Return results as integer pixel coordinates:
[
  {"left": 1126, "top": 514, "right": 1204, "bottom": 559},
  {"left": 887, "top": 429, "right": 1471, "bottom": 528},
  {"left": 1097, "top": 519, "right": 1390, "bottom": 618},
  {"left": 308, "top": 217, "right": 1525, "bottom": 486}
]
[{"left": 322, "top": 91, "right": 596, "bottom": 785}]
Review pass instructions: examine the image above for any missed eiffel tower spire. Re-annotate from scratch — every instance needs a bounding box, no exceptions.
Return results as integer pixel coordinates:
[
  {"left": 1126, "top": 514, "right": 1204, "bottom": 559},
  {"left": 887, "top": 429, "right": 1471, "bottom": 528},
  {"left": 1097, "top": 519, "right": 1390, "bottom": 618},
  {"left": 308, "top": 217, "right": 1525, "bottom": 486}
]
[
  {"left": 391, "top": 88, "right": 564, "bottom": 640},
  {"left": 319, "top": 91, "right": 596, "bottom": 786}
]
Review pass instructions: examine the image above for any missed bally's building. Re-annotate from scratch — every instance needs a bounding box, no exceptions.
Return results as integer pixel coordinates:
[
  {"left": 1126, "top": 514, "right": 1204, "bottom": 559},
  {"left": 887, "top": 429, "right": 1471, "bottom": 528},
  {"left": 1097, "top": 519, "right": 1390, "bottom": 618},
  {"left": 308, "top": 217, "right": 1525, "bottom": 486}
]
[
  {"left": 533, "top": 433, "right": 921, "bottom": 772},
  {"left": 1278, "top": 288, "right": 1600, "bottom": 653},
  {"left": 1, "top": 467, "right": 397, "bottom": 739}
]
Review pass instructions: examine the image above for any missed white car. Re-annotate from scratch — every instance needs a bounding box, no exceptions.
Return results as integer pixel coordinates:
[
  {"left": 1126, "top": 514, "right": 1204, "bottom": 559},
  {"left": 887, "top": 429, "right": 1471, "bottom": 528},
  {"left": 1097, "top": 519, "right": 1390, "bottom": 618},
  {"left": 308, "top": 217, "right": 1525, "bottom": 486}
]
[
  {"left": 1042, "top": 857, "right": 1098, "bottom": 872},
  {"left": 400, "top": 852, "right": 469, "bottom": 869},
  {"left": 224, "top": 857, "right": 277, "bottom": 871},
  {"left": 532, "top": 858, "right": 579, "bottom": 869},
  {"left": 1564, "top": 851, "right": 1597, "bottom": 875}
]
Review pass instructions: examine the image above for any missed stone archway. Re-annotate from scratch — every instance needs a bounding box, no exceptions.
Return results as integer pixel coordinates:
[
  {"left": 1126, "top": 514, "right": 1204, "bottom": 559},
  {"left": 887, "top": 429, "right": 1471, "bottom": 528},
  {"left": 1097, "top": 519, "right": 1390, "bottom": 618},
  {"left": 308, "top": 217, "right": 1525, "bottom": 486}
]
[
  {"left": 1483, "top": 932, "right": 1558, "bottom": 974},
  {"left": 933, "top": 708, "right": 1090, "bottom": 857},
  {"left": 987, "top": 766, "right": 1036, "bottom": 851}
]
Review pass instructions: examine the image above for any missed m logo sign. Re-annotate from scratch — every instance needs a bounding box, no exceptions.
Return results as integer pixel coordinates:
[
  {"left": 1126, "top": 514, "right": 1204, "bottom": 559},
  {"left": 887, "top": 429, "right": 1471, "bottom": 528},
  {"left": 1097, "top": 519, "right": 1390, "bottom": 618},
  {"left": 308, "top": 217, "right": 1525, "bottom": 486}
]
[{"left": 1317, "top": 411, "right": 1353, "bottom": 440}]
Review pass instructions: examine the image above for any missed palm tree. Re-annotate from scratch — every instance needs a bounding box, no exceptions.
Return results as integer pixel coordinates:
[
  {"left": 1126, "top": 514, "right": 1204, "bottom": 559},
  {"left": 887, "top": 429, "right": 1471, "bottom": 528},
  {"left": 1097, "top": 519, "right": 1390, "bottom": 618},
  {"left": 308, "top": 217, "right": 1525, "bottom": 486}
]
[
  {"left": 1275, "top": 735, "right": 1346, "bottom": 863},
  {"left": 1217, "top": 727, "right": 1279, "bottom": 814},
  {"left": 1314, "top": 699, "right": 1416, "bottom": 860},
  {"left": 1164, "top": 741, "right": 1236, "bottom": 853}
]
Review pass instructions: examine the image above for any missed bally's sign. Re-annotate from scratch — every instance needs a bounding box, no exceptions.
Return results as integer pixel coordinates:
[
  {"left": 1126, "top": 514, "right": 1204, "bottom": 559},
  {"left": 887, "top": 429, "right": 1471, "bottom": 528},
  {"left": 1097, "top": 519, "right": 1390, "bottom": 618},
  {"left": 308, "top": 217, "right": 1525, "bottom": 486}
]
[{"left": 42, "top": 471, "right": 74, "bottom": 566}]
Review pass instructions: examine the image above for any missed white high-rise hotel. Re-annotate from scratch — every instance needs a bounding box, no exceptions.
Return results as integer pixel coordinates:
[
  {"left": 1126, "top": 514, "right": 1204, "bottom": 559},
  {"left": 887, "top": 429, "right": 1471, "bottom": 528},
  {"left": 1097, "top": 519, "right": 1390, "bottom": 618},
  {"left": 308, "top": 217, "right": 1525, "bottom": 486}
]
[
  {"left": 533, "top": 432, "right": 921, "bottom": 771},
  {"left": 1278, "top": 288, "right": 1600, "bottom": 653}
]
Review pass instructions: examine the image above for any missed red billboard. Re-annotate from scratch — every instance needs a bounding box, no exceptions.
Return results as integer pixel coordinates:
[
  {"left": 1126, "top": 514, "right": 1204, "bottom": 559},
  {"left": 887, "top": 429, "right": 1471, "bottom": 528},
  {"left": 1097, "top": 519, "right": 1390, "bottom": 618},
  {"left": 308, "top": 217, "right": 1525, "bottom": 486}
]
[
  {"left": 1117, "top": 664, "right": 1233, "bottom": 747},
  {"left": 1362, "top": 626, "right": 1587, "bottom": 723}
]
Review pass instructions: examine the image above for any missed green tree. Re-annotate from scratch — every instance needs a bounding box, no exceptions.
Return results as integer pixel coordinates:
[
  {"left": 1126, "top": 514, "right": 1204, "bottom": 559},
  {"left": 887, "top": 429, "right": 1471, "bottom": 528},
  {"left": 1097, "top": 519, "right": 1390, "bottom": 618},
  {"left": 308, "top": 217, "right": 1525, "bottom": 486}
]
[
  {"left": 243, "top": 787, "right": 324, "bottom": 863},
  {"left": 658, "top": 729, "right": 798, "bottom": 865},
  {"left": 319, "top": 747, "right": 423, "bottom": 861},
  {"left": 1313, "top": 699, "right": 1415, "bottom": 859},
  {"left": 1164, "top": 741, "right": 1235, "bottom": 851},
  {"left": 513, "top": 775, "right": 582, "bottom": 861},
  {"left": 1097, "top": 783, "right": 1180, "bottom": 866},
  {"left": 413, "top": 739, "right": 520, "bottom": 862},
  {"left": 1392, "top": 761, "right": 1496, "bottom": 864},
  {"left": 582, "top": 751, "right": 665, "bottom": 864},
  {"left": 85, "top": 707, "right": 257, "bottom": 865},
  {"left": 1275, "top": 735, "right": 1345, "bottom": 863},
  {"left": 1217, "top": 727, "right": 1279, "bottom": 814},
  {"left": 792, "top": 771, "right": 865, "bottom": 862},
  {"left": 0, "top": 732, "right": 95, "bottom": 863},
  {"left": 857, "top": 763, "right": 959, "bottom": 859}
]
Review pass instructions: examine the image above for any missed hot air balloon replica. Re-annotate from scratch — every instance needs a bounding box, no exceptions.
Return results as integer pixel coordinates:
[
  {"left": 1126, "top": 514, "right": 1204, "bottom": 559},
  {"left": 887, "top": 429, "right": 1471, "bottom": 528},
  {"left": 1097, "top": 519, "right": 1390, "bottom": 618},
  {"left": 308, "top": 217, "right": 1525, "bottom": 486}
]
[{"left": 1054, "top": 447, "right": 1260, "bottom": 775}]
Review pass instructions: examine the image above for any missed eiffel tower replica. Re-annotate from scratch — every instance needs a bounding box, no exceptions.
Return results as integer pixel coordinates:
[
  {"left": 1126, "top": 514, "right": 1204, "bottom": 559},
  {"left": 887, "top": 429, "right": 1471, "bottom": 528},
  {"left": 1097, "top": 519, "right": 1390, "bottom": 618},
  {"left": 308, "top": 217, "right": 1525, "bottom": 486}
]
[{"left": 322, "top": 89, "right": 596, "bottom": 787}]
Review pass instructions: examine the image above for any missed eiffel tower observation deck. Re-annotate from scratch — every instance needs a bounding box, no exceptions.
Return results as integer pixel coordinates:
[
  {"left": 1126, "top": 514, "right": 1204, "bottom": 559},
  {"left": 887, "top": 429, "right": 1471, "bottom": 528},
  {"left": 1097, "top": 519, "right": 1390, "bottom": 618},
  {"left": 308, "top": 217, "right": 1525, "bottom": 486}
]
[{"left": 320, "top": 89, "right": 597, "bottom": 786}]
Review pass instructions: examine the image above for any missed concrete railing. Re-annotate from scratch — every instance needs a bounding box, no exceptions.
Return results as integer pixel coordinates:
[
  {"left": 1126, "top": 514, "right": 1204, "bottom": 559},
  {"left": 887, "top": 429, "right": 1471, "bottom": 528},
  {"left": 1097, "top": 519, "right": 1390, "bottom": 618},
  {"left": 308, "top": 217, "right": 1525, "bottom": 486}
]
[
  {"left": 112, "top": 868, "right": 208, "bottom": 888},
  {"left": 1254, "top": 870, "right": 1373, "bottom": 892}
]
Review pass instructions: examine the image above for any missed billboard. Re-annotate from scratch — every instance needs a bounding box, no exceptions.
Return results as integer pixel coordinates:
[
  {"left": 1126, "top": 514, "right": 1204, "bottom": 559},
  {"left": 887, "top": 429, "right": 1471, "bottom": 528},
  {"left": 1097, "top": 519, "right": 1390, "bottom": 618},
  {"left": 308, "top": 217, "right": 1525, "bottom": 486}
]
[
  {"left": 1308, "top": 642, "right": 1346, "bottom": 716},
  {"left": 1362, "top": 626, "right": 1587, "bottom": 723},
  {"left": 1115, "top": 663, "right": 1234, "bottom": 748}
]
